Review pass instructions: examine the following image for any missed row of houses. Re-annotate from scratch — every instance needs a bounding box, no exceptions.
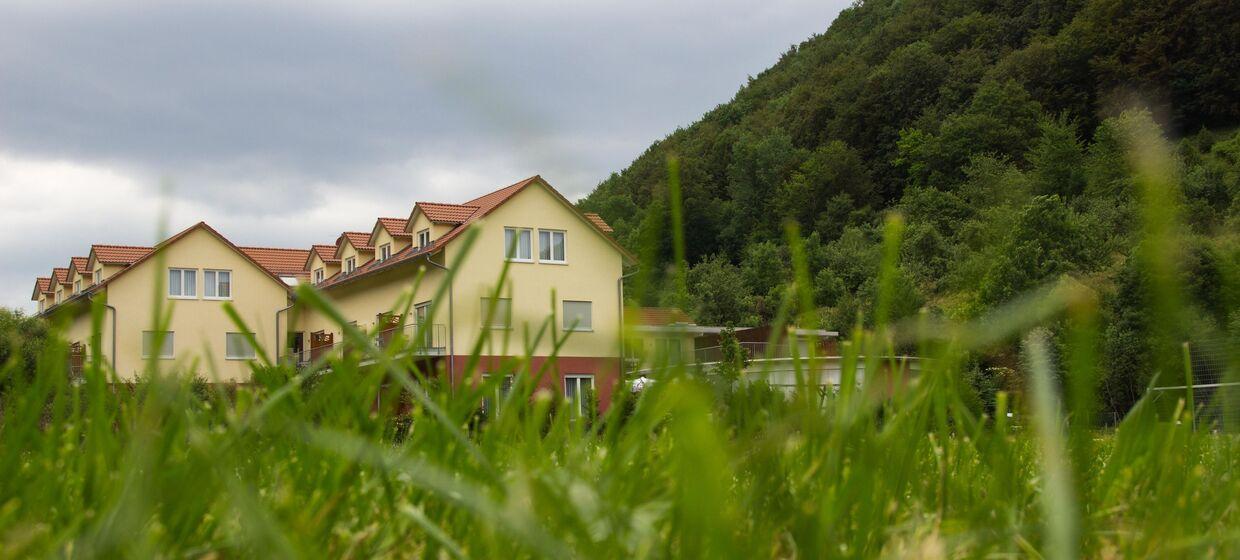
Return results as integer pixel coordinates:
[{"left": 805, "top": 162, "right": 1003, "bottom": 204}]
[{"left": 34, "top": 176, "right": 636, "bottom": 408}]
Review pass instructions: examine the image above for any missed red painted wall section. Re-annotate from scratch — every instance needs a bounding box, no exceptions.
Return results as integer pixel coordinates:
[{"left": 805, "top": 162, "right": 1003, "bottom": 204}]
[{"left": 445, "top": 355, "right": 622, "bottom": 411}]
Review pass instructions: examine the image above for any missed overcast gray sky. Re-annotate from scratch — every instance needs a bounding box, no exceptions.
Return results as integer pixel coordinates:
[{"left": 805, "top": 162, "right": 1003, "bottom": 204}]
[{"left": 0, "top": 0, "right": 849, "bottom": 311}]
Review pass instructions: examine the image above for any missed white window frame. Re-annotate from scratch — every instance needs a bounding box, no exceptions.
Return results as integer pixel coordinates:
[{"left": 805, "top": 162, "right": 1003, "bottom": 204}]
[
  {"left": 504, "top": 227, "right": 533, "bottom": 262},
  {"left": 203, "top": 269, "right": 232, "bottom": 300},
  {"left": 538, "top": 229, "right": 567, "bottom": 264},
  {"left": 562, "top": 300, "right": 592, "bottom": 332},
  {"left": 142, "top": 331, "right": 174, "bottom": 360},
  {"left": 225, "top": 332, "right": 257, "bottom": 360},
  {"left": 379, "top": 243, "right": 391, "bottom": 261},
  {"left": 313, "top": 267, "right": 324, "bottom": 284},
  {"left": 480, "top": 297, "right": 512, "bottom": 329},
  {"left": 345, "top": 257, "right": 357, "bottom": 274},
  {"left": 481, "top": 373, "right": 514, "bottom": 417},
  {"left": 74, "top": 279, "right": 82, "bottom": 294},
  {"left": 564, "top": 374, "right": 595, "bottom": 416},
  {"left": 93, "top": 269, "right": 102, "bottom": 284},
  {"left": 168, "top": 268, "right": 197, "bottom": 299},
  {"left": 417, "top": 228, "right": 431, "bottom": 249}
]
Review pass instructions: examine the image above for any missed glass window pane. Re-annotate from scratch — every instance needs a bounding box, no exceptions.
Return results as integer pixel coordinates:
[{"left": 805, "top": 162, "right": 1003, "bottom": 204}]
[
  {"left": 539, "top": 230, "right": 551, "bottom": 260},
  {"left": 519, "top": 230, "right": 531, "bottom": 259},
  {"left": 563, "top": 301, "right": 591, "bottom": 331},
  {"left": 185, "top": 270, "right": 196, "bottom": 297},
  {"left": 204, "top": 270, "right": 216, "bottom": 298},
  {"left": 553, "top": 232, "right": 565, "bottom": 261},
  {"left": 218, "top": 271, "right": 231, "bottom": 298},
  {"left": 504, "top": 229, "right": 515, "bottom": 258},
  {"left": 226, "top": 332, "right": 254, "bottom": 359},
  {"left": 169, "top": 269, "right": 181, "bottom": 296}
]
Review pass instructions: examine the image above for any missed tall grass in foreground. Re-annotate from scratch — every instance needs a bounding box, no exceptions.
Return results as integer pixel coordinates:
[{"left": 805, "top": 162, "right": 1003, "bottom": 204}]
[{"left": 2, "top": 130, "right": 1239, "bottom": 558}]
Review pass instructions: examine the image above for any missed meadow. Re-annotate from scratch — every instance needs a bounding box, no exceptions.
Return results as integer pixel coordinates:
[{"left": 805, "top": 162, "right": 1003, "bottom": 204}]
[{"left": 1, "top": 133, "right": 1237, "bottom": 559}]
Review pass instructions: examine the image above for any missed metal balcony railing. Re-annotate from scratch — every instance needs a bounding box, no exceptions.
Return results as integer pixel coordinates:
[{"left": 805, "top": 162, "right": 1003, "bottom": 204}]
[
  {"left": 285, "top": 322, "right": 448, "bottom": 367},
  {"left": 693, "top": 342, "right": 810, "bottom": 364}
]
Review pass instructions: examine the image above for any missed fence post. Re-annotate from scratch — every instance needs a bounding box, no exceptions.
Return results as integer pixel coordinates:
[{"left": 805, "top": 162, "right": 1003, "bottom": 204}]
[{"left": 1182, "top": 342, "right": 1194, "bottom": 429}]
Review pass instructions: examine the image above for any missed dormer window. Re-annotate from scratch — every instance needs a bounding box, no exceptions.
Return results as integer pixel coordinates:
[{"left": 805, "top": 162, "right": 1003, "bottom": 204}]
[
  {"left": 379, "top": 243, "right": 391, "bottom": 262},
  {"left": 313, "top": 267, "right": 324, "bottom": 284},
  {"left": 417, "top": 229, "right": 431, "bottom": 249},
  {"left": 74, "top": 279, "right": 82, "bottom": 294},
  {"left": 345, "top": 257, "right": 356, "bottom": 274},
  {"left": 93, "top": 269, "right": 101, "bottom": 284}
]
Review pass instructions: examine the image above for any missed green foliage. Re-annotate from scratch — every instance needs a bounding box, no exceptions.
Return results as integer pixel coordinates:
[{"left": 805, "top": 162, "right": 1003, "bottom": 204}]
[
  {"left": 579, "top": 0, "right": 1238, "bottom": 419},
  {"left": 0, "top": 308, "right": 49, "bottom": 391}
]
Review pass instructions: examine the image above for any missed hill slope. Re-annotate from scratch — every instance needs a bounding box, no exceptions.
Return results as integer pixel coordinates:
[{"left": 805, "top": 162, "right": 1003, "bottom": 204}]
[{"left": 581, "top": 0, "right": 1239, "bottom": 418}]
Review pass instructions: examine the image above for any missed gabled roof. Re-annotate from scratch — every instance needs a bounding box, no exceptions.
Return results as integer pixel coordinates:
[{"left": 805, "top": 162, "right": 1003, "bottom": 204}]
[
  {"left": 32, "top": 277, "right": 51, "bottom": 300},
  {"left": 52, "top": 267, "right": 70, "bottom": 287},
  {"left": 239, "top": 247, "right": 312, "bottom": 279},
  {"left": 90, "top": 222, "right": 294, "bottom": 296},
  {"left": 68, "top": 257, "right": 90, "bottom": 275},
  {"left": 374, "top": 217, "right": 411, "bottom": 240},
  {"left": 304, "top": 244, "right": 340, "bottom": 269},
  {"left": 319, "top": 175, "right": 634, "bottom": 290},
  {"left": 90, "top": 244, "right": 153, "bottom": 265},
  {"left": 334, "top": 231, "right": 374, "bottom": 259},
  {"left": 409, "top": 202, "right": 479, "bottom": 226},
  {"left": 583, "top": 212, "right": 613, "bottom": 233}
]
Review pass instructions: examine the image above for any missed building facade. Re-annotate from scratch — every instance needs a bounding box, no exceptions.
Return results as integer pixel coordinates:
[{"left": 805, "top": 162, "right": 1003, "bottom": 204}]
[{"left": 34, "top": 176, "right": 632, "bottom": 409}]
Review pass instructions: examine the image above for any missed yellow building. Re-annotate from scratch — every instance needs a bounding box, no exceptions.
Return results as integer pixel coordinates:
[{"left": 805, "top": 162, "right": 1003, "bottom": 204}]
[
  {"left": 33, "top": 175, "right": 633, "bottom": 408},
  {"left": 41, "top": 223, "right": 305, "bottom": 382},
  {"left": 291, "top": 176, "right": 634, "bottom": 408}
]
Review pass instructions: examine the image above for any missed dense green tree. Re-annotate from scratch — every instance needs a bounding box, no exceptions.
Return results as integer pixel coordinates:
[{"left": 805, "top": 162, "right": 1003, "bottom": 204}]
[
  {"left": 687, "top": 256, "right": 755, "bottom": 327},
  {"left": 0, "top": 308, "right": 50, "bottom": 392}
]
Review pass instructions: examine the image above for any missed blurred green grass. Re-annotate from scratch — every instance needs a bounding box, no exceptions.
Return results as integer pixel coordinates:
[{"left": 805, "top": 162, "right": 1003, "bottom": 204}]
[{"left": 0, "top": 124, "right": 1237, "bottom": 558}]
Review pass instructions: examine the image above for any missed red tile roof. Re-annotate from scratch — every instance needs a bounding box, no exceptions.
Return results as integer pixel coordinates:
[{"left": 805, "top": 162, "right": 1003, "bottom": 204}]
[
  {"left": 340, "top": 231, "right": 373, "bottom": 251},
  {"left": 376, "top": 217, "right": 412, "bottom": 238},
  {"left": 319, "top": 175, "right": 634, "bottom": 289},
  {"left": 68, "top": 256, "right": 89, "bottom": 275},
  {"left": 33, "top": 277, "right": 52, "bottom": 299},
  {"left": 89, "top": 222, "right": 294, "bottom": 295},
  {"left": 239, "top": 247, "right": 312, "bottom": 278},
  {"left": 307, "top": 244, "right": 340, "bottom": 268},
  {"left": 415, "top": 202, "right": 479, "bottom": 224},
  {"left": 92, "top": 244, "right": 153, "bottom": 265},
  {"left": 52, "top": 267, "right": 70, "bottom": 286},
  {"left": 628, "top": 307, "right": 694, "bottom": 326},
  {"left": 583, "top": 212, "right": 613, "bottom": 233}
]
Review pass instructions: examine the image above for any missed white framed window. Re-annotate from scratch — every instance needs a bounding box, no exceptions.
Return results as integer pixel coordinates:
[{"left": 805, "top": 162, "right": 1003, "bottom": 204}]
[
  {"left": 538, "top": 229, "right": 566, "bottom": 263},
  {"left": 379, "top": 243, "right": 391, "bottom": 261},
  {"left": 313, "top": 267, "right": 324, "bottom": 284},
  {"left": 562, "top": 300, "right": 592, "bottom": 331},
  {"left": 345, "top": 257, "right": 357, "bottom": 274},
  {"left": 93, "top": 269, "right": 102, "bottom": 284},
  {"left": 480, "top": 297, "right": 512, "bottom": 329},
  {"left": 504, "top": 227, "right": 532, "bottom": 262},
  {"left": 417, "top": 228, "right": 431, "bottom": 249},
  {"left": 142, "top": 331, "right": 174, "bottom": 359},
  {"left": 564, "top": 374, "right": 595, "bottom": 416},
  {"left": 204, "top": 269, "right": 232, "bottom": 299},
  {"left": 225, "top": 332, "right": 257, "bottom": 360},
  {"left": 481, "top": 374, "right": 514, "bottom": 417},
  {"left": 168, "top": 268, "right": 196, "bottom": 298},
  {"left": 38, "top": 300, "right": 45, "bottom": 313},
  {"left": 74, "top": 279, "right": 82, "bottom": 294}
]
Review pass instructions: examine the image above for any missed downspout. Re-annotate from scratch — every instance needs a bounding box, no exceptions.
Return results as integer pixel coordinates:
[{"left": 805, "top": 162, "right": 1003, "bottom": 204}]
[
  {"left": 275, "top": 296, "right": 295, "bottom": 365},
  {"left": 88, "top": 293, "right": 117, "bottom": 373},
  {"left": 617, "top": 267, "right": 638, "bottom": 380},
  {"left": 425, "top": 252, "right": 455, "bottom": 394}
]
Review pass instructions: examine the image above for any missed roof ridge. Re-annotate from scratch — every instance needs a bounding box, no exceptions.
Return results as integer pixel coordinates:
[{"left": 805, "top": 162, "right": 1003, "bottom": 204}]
[
  {"left": 238, "top": 245, "right": 311, "bottom": 252},
  {"left": 92, "top": 243, "right": 153, "bottom": 249}
]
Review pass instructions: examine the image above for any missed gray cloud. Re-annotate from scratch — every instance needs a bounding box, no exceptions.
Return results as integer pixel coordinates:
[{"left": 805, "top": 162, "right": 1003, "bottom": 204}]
[{"left": 0, "top": 0, "right": 849, "bottom": 310}]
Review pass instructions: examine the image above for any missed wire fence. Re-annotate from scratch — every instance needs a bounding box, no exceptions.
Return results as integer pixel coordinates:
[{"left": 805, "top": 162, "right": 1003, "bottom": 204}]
[{"left": 1148, "top": 338, "right": 1239, "bottom": 431}]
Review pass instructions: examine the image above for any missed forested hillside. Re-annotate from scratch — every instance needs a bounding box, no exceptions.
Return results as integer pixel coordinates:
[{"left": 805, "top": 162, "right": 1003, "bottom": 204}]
[{"left": 581, "top": 0, "right": 1239, "bottom": 418}]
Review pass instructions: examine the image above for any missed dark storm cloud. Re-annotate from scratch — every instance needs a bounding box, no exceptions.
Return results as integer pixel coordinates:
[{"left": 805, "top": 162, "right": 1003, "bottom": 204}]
[{"left": 0, "top": 0, "right": 849, "bottom": 309}]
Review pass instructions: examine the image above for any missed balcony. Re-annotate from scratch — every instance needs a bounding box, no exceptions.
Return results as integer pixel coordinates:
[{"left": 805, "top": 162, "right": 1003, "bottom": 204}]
[{"left": 287, "top": 322, "right": 448, "bottom": 368}]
